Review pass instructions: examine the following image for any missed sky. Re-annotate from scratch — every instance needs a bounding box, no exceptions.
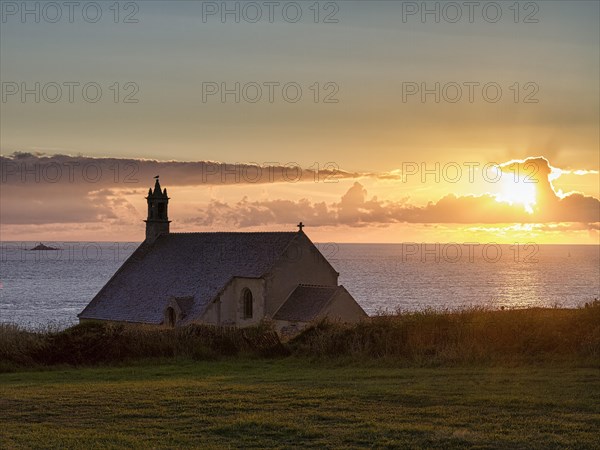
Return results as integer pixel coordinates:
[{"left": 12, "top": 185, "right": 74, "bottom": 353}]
[{"left": 1, "top": 1, "right": 599, "bottom": 243}]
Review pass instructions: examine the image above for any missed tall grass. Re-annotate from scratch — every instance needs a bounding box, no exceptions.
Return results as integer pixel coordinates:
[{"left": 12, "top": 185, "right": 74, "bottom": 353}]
[
  {"left": 1, "top": 305, "right": 598, "bottom": 371},
  {"left": 0, "top": 321, "right": 287, "bottom": 372},
  {"left": 290, "top": 305, "right": 600, "bottom": 365}
]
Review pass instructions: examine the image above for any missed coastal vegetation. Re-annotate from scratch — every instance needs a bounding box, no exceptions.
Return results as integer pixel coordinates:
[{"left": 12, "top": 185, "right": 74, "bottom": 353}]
[
  {"left": 1, "top": 305, "right": 599, "bottom": 448},
  {"left": 1, "top": 305, "right": 598, "bottom": 371}
]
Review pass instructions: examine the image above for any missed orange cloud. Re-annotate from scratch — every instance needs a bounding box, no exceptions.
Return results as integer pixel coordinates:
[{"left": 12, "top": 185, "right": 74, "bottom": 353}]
[
  {"left": 186, "top": 180, "right": 598, "bottom": 228},
  {"left": 1, "top": 154, "right": 598, "bottom": 230}
]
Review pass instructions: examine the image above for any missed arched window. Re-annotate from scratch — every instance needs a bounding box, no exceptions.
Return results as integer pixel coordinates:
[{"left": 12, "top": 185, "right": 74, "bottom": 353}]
[
  {"left": 243, "top": 289, "right": 253, "bottom": 319},
  {"left": 165, "top": 307, "right": 176, "bottom": 327}
]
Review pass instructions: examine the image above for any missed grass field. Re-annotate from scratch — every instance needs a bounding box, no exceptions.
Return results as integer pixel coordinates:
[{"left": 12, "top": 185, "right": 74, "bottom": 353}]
[{"left": 1, "top": 359, "right": 599, "bottom": 449}]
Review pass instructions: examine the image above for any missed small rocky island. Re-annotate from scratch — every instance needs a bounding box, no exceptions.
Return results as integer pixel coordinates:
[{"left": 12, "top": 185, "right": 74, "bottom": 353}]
[{"left": 30, "top": 243, "right": 60, "bottom": 251}]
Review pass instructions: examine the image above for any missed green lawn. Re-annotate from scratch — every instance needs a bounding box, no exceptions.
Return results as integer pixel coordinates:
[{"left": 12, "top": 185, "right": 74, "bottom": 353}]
[{"left": 1, "top": 360, "right": 599, "bottom": 449}]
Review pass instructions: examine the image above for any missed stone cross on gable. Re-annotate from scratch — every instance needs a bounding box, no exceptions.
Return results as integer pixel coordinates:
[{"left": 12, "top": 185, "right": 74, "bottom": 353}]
[{"left": 297, "top": 222, "right": 304, "bottom": 232}]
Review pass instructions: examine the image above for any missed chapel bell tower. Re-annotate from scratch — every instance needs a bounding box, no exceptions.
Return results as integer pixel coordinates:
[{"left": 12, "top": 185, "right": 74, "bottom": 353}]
[{"left": 145, "top": 176, "right": 170, "bottom": 242}]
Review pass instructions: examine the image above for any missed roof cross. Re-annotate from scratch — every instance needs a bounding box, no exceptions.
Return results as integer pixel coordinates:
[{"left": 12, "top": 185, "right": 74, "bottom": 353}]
[{"left": 297, "top": 222, "right": 305, "bottom": 232}]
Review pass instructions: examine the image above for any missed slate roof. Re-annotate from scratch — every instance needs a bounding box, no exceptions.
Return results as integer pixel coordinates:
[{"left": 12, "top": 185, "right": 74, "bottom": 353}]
[
  {"left": 79, "top": 232, "right": 299, "bottom": 324},
  {"left": 272, "top": 284, "right": 345, "bottom": 322}
]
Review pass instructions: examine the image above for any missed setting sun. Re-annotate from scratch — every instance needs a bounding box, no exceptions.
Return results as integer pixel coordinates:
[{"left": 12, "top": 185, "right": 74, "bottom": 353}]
[{"left": 495, "top": 172, "right": 538, "bottom": 214}]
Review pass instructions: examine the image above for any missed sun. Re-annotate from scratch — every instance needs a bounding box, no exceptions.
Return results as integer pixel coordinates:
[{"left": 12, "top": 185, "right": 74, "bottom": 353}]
[{"left": 495, "top": 174, "right": 538, "bottom": 214}]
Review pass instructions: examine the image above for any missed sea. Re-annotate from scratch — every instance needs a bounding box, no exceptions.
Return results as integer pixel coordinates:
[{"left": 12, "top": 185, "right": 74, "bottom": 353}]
[{"left": 1, "top": 242, "right": 598, "bottom": 329}]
